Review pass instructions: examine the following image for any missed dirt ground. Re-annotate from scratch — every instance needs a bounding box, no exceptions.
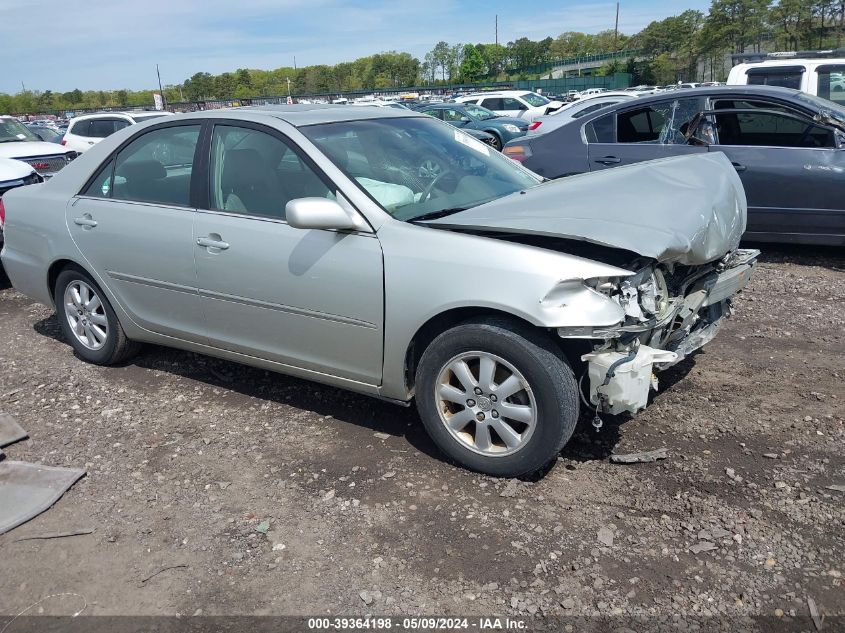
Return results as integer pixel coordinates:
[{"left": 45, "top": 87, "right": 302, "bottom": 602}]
[{"left": 0, "top": 245, "right": 842, "bottom": 629}]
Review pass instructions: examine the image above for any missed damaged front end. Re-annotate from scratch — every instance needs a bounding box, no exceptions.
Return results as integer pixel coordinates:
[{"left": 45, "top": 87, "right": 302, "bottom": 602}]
[{"left": 562, "top": 248, "right": 759, "bottom": 416}]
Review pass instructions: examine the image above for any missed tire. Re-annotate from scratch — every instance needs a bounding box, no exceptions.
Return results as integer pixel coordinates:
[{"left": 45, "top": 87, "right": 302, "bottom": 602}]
[
  {"left": 415, "top": 317, "right": 579, "bottom": 477},
  {"left": 486, "top": 132, "right": 503, "bottom": 151},
  {"left": 55, "top": 265, "right": 139, "bottom": 365}
]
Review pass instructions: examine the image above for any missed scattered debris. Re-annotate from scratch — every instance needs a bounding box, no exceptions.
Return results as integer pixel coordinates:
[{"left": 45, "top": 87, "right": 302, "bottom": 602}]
[
  {"left": 382, "top": 471, "right": 396, "bottom": 479},
  {"left": 12, "top": 528, "right": 94, "bottom": 543},
  {"left": 0, "top": 461, "right": 86, "bottom": 535},
  {"left": 139, "top": 564, "right": 188, "bottom": 585},
  {"left": 689, "top": 541, "right": 718, "bottom": 554},
  {"left": 610, "top": 448, "right": 667, "bottom": 464},
  {"left": 359, "top": 590, "right": 374, "bottom": 605},
  {"left": 0, "top": 412, "right": 27, "bottom": 448},
  {"left": 807, "top": 596, "right": 822, "bottom": 631},
  {"left": 323, "top": 490, "right": 336, "bottom": 501},
  {"left": 762, "top": 453, "right": 779, "bottom": 459},
  {"left": 499, "top": 480, "right": 521, "bottom": 498},
  {"left": 0, "top": 593, "right": 87, "bottom": 633},
  {"left": 597, "top": 527, "right": 614, "bottom": 547},
  {"left": 255, "top": 520, "right": 270, "bottom": 534},
  {"left": 825, "top": 484, "right": 845, "bottom": 493},
  {"left": 373, "top": 432, "right": 390, "bottom": 440}
]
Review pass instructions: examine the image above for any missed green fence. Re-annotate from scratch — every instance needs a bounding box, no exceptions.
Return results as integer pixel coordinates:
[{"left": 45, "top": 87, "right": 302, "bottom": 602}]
[{"left": 505, "top": 50, "right": 640, "bottom": 77}]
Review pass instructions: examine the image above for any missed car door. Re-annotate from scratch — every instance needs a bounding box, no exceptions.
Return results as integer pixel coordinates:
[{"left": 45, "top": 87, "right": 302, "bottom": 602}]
[
  {"left": 193, "top": 121, "right": 385, "bottom": 384},
  {"left": 587, "top": 97, "right": 708, "bottom": 170},
  {"left": 67, "top": 122, "right": 205, "bottom": 340},
  {"left": 704, "top": 98, "right": 845, "bottom": 241}
]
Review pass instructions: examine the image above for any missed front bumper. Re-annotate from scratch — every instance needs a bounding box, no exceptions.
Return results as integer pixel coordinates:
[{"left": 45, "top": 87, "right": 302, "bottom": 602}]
[{"left": 576, "top": 249, "right": 760, "bottom": 415}]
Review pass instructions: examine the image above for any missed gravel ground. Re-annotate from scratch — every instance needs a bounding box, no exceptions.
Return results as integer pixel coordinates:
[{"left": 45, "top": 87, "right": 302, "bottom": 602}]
[{"left": 0, "top": 245, "right": 842, "bottom": 629}]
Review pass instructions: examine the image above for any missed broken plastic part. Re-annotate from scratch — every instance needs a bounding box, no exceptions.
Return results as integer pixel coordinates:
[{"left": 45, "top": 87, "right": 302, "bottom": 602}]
[{"left": 581, "top": 345, "right": 678, "bottom": 415}]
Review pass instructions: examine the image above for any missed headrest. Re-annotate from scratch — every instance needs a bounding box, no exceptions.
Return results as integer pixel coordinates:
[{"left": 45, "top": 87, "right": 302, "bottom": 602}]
[
  {"left": 221, "top": 148, "right": 268, "bottom": 188},
  {"left": 117, "top": 159, "right": 166, "bottom": 182}
]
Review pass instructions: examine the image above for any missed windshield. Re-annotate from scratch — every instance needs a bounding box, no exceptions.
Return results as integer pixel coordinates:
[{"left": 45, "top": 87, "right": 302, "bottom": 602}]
[
  {"left": 0, "top": 118, "right": 41, "bottom": 143},
  {"left": 301, "top": 117, "right": 541, "bottom": 221},
  {"left": 522, "top": 92, "right": 550, "bottom": 107},
  {"left": 464, "top": 104, "right": 498, "bottom": 120}
]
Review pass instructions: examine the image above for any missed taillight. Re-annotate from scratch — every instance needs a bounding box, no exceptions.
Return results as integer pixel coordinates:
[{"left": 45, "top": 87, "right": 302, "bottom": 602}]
[
  {"left": 60, "top": 139, "right": 67, "bottom": 146},
  {"left": 0, "top": 198, "right": 6, "bottom": 228},
  {"left": 528, "top": 121, "right": 542, "bottom": 131},
  {"left": 503, "top": 145, "right": 532, "bottom": 162}
]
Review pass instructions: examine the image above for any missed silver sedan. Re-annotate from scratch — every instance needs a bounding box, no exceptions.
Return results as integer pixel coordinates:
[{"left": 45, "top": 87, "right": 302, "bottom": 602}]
[{"left": 0, "top": 105, "right": 758, "bottom": 477}]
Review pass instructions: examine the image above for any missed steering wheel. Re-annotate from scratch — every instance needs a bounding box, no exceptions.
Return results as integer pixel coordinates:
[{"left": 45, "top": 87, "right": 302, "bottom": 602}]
[{"left": 421, "top": 171, "right": 450, "bottom": 201}]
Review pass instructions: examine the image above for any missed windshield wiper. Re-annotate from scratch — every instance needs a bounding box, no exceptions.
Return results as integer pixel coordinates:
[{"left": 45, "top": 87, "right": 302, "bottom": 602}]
[{"left": 410, "top": 207, "right": 470, "bottom": 223}]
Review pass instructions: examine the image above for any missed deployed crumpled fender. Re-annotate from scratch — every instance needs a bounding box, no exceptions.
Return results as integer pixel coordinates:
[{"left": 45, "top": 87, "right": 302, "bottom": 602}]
[{"left": 429, "top": 152, "right": 748, "bottom": 266}]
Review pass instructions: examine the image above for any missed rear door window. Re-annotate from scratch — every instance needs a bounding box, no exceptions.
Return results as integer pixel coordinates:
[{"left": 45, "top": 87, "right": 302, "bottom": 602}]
[
  {"left": 746, "top": 66, "right": 805, "bottom": 90},
  {"left": 616, "top": 99, "right": 700, "bottom": 143},
  {"left": 480, "top": 98, "right": 504, "bottom": 110},
  {"left": 112, "top": 125, "right": 201, "bottom": 206},
  {"left": 69, "top": 120, "right": 90, "bottom": 136}
]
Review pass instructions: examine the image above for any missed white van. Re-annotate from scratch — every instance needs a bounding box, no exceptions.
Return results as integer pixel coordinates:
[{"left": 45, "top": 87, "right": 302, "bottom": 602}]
[{"left": 727, "top": 57, "right": 845, "bottom": 107}]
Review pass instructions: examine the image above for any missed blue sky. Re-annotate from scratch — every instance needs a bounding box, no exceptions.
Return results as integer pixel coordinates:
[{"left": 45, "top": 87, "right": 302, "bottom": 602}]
[{"left": 1, "top": 0, "right": 711, "bottom": 93}]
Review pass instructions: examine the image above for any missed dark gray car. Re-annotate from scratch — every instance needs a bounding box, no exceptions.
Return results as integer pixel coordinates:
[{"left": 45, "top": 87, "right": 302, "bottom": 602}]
[{"left": 504, "top": 86, "right": 845, "bottom": 245}]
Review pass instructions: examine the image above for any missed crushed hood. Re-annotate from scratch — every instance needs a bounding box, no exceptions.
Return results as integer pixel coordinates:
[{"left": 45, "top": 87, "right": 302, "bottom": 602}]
[{"left": 429, "top": 152, "right": 747, "bottom": 265}]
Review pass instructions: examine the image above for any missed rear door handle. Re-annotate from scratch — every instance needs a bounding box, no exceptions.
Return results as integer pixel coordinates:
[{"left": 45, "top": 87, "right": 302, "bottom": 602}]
[
  {"left": 595, "top": 156, "right": 621, "bottom": 165},
  {"left": 197, "top": 236, "right": 229, "bottom": 250},
  {"left": 732, "top": 162, "right": 747, "bottom": 172},
  {"left": 73, "top": 214, "right": 98, "bottom": 228}
]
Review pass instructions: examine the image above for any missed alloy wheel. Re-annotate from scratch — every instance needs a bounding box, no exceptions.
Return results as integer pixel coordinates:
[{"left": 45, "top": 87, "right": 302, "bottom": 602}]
[
  {"left": 434, "top": 351, "right": 537, "bottom": 457},
  {"left": 64, "top": 280, "right": 109, "bottom": 351}
]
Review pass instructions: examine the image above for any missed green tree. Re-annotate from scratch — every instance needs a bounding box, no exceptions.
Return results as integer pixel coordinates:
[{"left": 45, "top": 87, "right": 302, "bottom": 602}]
[{"left": 460, "top": 44, "right": 486, "bottom": 82}]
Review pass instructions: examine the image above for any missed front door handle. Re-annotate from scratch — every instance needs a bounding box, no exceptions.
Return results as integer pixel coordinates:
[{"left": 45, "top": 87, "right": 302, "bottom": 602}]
[
  {"left": 595, "top": 156, "right": 621, "bottom": 165},
  {"left": 197, "top": 236, "right": 229, "bottom": 251},
  {"left": 732, "top": 162, "right": 747, "bottom": 172},
  {"left": 73, "top": 214, "right": 98, "bottom": 228}
]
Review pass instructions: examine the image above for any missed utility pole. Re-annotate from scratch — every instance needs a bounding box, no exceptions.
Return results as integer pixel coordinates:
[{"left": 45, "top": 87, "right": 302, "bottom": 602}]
[
  {"left": 286, "top": 77, "right": 291, "bottom": 96},
  {"left": 495, "top": 14, "right": 498, "bottom": 46},
  {"left": 294, "top": 56, "right": 297, "bottom": 71},
  {"left": 156, "top": 64, "right": 167, "bottom": 109},
  {"left": 614, "top": 2, "right": 620, "bottom": 50}
]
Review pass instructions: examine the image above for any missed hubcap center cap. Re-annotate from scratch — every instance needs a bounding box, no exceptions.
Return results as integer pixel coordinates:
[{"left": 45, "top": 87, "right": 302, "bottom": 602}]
[{"left": 476, "top": 395, "right": 493, "bottom": 412}]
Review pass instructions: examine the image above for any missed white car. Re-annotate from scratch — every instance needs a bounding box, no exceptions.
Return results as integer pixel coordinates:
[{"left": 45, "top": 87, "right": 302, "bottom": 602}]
[
  {"left": 0, "top": 116, "right": 78, "bottom": 179},
  {"left": 727, "top": 56, "right": 845, "bottom": 106},
  {"left": 62, "top": 111, "right": 173, "bottom": 152},
  {"left": 456, "top": 91, "right": 563, "bottom": 122},
  {"left": 576, "top": 88, "right": 607, "bottom": 98},
  {"left": 0, "top": 158, "right": 42, "bottom": 249},
  {"left": 527, "top": 92, "right": 639, "bottom": 135}
]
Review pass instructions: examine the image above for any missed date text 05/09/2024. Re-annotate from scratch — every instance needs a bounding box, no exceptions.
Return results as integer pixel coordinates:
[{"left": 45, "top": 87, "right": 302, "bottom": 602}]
[{"left": 306, "top": 617, "right": 527, "bottom": 630}]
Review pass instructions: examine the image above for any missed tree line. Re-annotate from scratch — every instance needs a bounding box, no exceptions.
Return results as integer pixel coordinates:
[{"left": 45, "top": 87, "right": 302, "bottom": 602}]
[{"left": 2, "top": 0, "right": 843, "bottom": 114}]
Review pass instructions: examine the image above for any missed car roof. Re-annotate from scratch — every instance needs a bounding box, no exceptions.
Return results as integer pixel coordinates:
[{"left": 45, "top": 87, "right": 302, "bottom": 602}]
[
  {"left": 617, "top": 84, "right": 806, "bottom": 106},
  {"left": 219, "top": 104, "right": 427, "bottom": 126},
  {"left": 69, "top": 111, "right": 154, "bottom": 121},
  {"left": 460, "top": 90, "right": 534, "bottom": 98},
  {"left": 733, "top": 58, "right": 845, "bottom": 68}
]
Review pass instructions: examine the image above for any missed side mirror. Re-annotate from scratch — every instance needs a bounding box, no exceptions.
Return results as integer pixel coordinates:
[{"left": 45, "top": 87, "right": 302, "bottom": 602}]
[
  {"left": 459, "top": 116, "right": 471, "bottom": 124},
  {"left": 286, "top": 198, "right": 361, "bottom": 231}
]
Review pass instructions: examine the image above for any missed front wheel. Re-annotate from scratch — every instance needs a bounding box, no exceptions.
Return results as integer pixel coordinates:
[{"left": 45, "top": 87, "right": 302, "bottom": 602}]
[
  {"left": 486, "top": 132, "right": 503, "bottom": 151},
  {"left": 415, "top": 318, "right": 579, "bottom": 477},
  {"left": 55, "top": 266, "right": 139, "bottom": 365}
]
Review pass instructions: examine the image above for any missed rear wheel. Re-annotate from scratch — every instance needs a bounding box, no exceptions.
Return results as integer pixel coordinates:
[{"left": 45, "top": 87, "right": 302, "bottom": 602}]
[
  {"left": 486, "top": 132, "right": 503, "bottom": 151},
  {"left": 415, "top": 318, "right": 578, "bottom": 477},
  {"left": 55, "top": 266, "right": 139, "bottom": 365}
]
